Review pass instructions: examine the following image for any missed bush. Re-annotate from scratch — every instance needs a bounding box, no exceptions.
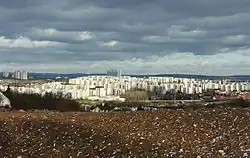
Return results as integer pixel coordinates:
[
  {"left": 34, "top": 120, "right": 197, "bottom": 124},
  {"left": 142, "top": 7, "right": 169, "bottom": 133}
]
[
  {"left": 120, "top": 90, "right": 150, "bottom": 101},
  {"left": 2, "top": 91, "right": 81, "bottom": 112},
  {"left": 228, "top": 99, "right": 250, "bottom": 107}
]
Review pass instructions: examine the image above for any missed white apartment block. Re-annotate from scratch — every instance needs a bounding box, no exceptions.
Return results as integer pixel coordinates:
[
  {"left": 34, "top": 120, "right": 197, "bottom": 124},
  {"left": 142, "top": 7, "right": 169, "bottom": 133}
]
[
  {"left": 14, "top": 70, "right": 28, "bottom": 80},
  {"left": 1, "top": 76, "right": 250, "bottom": 101}
]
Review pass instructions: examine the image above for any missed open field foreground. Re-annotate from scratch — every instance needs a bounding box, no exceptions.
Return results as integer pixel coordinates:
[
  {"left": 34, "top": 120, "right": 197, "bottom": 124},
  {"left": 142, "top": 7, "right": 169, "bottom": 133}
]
[{"left": 0, "top": 108, "right": 250, "bottom": 158}]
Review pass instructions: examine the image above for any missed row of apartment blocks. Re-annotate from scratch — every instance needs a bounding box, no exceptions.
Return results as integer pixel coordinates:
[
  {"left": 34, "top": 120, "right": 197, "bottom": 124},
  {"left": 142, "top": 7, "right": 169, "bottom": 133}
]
[
  {"left": 69, "top": 76, "right": 250, "bottom": 94},
  {"left": 1, "top": 76, "right": 250, "bottom": 100},
  {"left": 0, "top": 81, "right": 126, "bottom": 101},
  {"left": 0, "top": 71, "right": 28, "bottom": 80}
]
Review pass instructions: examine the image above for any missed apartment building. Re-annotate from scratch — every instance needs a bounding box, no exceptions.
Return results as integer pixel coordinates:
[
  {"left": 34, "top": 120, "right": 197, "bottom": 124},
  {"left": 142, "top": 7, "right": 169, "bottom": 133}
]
[{"left": 1, "top": 75, "right": 250, "bottom": 101}]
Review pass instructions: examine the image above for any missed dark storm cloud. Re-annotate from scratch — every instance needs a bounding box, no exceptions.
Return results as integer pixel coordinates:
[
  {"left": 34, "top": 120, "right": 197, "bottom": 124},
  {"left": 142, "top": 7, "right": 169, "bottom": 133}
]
[
  {"left": 0, "top": 0, "right": 250, "bottom": 74},
  {"left": 68, "top": 0, "right": 250, "bottom": 17},
  {"left": 67, "top": 0, "right": 152, "bottom": 9},
  {"left": 0, "top": 0, "right": 46, "bottom": 9}
]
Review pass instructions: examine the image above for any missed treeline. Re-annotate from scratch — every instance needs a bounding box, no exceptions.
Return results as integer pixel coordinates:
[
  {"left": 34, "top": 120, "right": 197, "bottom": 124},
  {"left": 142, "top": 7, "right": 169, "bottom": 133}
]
[
  {"left": 157, "top": 91, "right": 200, "bottom": 100},
  {"left": 120, "top": 88, "right": 200, "bottom": 101},
  {"left": 227, "top": 99, "right": 250, "bottom": 107},
  {"left": 2, "top": 90, "right": 81, "bottom": 112},
  {"left": 205, "top": 99, "right": 250, "bottom": 108},
  {"left": 120, "top": 89, "right": 151, "bottom": 101}
]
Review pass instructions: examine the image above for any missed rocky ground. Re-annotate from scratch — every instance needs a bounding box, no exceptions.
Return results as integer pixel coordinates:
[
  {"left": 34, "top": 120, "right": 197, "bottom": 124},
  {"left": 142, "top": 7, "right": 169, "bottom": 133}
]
[{"left": 0, "top": 107, "right": 249, "bottom": 158}]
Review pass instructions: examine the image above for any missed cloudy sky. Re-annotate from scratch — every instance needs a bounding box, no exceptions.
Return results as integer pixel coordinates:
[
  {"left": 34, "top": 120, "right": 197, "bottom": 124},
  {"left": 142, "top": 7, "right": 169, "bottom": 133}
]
[{"left": 0, "top": 0, "right": 250, "bottom": 75}]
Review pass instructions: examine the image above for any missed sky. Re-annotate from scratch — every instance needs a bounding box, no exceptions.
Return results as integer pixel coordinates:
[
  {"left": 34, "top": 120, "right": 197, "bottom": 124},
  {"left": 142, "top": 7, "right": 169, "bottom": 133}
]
[{"left": 0, "top": 0, "right": 250, "bottom": 75}]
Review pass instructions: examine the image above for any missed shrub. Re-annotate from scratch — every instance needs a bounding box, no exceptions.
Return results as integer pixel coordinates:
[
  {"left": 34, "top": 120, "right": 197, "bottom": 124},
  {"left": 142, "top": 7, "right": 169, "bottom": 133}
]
[
  {"left": 120, "top": 90, "right": 150, "bottom": 101},
  {"left": 228, "top": 99, "right": 250, "bottom": 107},
  {"left": 2, "top": 91, "right": 81, "bottom": 112}
]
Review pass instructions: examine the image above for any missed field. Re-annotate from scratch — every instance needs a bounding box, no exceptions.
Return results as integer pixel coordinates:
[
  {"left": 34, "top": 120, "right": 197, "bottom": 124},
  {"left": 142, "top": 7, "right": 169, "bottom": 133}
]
[{"left": 0, "top": 107, "right": 249, "bottom": 157}]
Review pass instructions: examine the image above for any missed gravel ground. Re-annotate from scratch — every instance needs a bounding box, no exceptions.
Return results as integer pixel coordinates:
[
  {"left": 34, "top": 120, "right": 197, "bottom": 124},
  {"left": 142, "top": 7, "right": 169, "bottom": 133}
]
[{"left": 0, "top": 107, "right": 249, "bottom": 158}]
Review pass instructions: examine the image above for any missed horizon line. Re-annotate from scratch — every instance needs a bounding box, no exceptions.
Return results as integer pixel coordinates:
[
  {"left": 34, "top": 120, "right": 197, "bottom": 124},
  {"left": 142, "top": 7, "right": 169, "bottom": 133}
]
[{"left": 26, "top": 72, "right": 250, "bottom": 77}]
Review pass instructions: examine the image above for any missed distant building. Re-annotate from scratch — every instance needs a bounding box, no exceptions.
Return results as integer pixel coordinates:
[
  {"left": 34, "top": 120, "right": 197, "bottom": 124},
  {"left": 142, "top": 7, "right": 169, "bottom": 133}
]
[
  {"left": 14, "top": 70, "right": 28, "bottom": 80},
  {"left": 1, "top": 72, "right": 10, "bottom": 78},
  {"left": 14, "top": 71, "right": 21, "bottom": 79},
  {"left": 107, "top": 69, "right": 122, "bottom": 78},
  {"left": 21, "top": 71, "right": 28, "bottom": 80}
]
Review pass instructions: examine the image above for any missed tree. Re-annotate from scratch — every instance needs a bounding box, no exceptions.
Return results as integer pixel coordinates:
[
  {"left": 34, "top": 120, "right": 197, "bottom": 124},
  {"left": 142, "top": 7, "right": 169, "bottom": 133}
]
[
  {"left": 3, "top": 91, "right": 81, "bottom": 112},
  {"left": 229, "top": 98, "right": 250, "bottom": 107},
  {"left": 120, "top": 90, "right": 150, "bottom": 101}
]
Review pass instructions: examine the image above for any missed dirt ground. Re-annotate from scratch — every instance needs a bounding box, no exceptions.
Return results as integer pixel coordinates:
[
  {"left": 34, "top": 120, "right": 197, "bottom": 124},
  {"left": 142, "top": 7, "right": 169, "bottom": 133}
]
[{"left": 0, "top": 107, "right": 249, "bottom": 158}]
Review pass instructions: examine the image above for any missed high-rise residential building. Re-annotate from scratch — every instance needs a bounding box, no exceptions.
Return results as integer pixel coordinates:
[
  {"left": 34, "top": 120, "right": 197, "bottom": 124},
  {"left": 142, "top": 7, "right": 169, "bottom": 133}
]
[
  {"left": 14, "top": 70, "right": 28, "bottom": 80},
  {"left": 117, "top": 69, "right": 122, "bottom": 78},
  {"left": 14, "top": 71, "right": 21, "bottom": 79},
  {"left": 21, "top": 71, "right": 28, "bottom": 80},
  {"left": 107, "top": 69, "right": 122, "bottom": 78},
  {"left": 0, "top": 72, "right": 9, "bottom": 78}
]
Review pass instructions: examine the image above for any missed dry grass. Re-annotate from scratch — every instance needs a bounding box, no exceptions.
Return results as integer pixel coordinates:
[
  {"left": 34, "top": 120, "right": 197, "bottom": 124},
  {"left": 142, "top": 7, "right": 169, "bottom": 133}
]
[{"left": 0, "top": 107, "right": 249, "bottom": 157}]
